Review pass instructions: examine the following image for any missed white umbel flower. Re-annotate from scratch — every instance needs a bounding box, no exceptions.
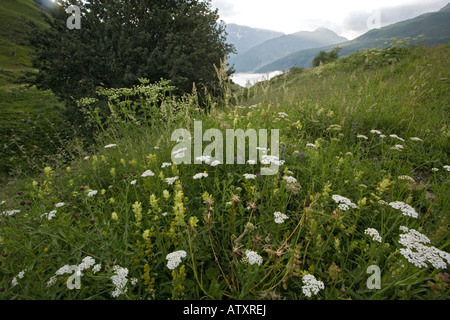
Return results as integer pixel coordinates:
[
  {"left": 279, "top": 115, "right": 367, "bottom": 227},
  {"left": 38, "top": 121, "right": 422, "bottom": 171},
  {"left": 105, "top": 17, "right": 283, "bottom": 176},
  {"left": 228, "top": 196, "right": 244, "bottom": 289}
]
[
  {"left": 165, "top": 176, "right": 179, "bottom": 185},
  {"left": 104, "top": 144, "right": 117, "bottom": 149},
  {"left": 161, "top": 162, "right": 172, "bottom": 168},
  {"left": 398, "top": 227, "right": 450, "bottom": 269},
  {"left": 302, "top": 274, "right": 324, "bottom": 297},
  {"left": 332, "top": 195, "right": 358, "bottom": 210},
  {"left": 166, "top": 250, "right": 187, "bottom": 270},
  {"left": 243, "top": 174, "right": 257, "bottom": 180},
  {"left": 87, "top": 190, "right": 98, "bottom": 197},
  {"left": 110, "top": 265, "right": 129, "bottom": 298},
  {"left": 283, "top": 176, "right": 298, "bottom": 184},
  {"left": 274, "top": 212, "right": 289, "bottom": 224},
  {"left": 245, "top": 250, "right": 263, "bottom": 266},
  {"left": 364, "top": 228, "right": 382, "bottom": 243},
  {"left": 389, "top": 201, "right": 418, "bottom": 218},
  {"left": 193, "top": 173, "right": 208, "bottom": 180},
  {"left": 141, "top": 170, "right": 155, "bottom": 177}
]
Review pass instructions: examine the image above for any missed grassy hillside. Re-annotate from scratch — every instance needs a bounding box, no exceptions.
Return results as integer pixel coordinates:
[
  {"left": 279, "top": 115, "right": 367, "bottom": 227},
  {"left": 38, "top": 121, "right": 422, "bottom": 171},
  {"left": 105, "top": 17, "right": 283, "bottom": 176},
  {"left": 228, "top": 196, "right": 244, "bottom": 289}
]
[
  {"left": 257, "top": 4, "right": 450, "bottom": 72},
  {"left": 0, "top": 44, "right": 448, "bottom": 300},
  {"left": 0, "top": 0, "right": 65, "bottom": 178}
]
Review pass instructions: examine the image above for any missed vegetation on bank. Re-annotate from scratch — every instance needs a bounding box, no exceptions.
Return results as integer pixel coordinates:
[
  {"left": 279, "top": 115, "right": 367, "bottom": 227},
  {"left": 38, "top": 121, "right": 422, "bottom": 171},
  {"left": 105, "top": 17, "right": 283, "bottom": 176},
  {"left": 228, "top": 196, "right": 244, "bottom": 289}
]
[{"left": 0, "top": 42, "right": 449, "bottom": 299}]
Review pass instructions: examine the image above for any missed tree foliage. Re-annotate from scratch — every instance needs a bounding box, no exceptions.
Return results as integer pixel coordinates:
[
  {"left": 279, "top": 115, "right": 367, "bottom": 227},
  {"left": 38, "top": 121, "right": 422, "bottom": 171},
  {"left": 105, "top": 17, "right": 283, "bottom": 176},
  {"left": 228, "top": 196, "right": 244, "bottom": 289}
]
[
  {"left": 27, "top": 0, "right": 234, "bottom": 128},
  {"left": 312, "top": 47, "right": 341, "bottom": 67}
]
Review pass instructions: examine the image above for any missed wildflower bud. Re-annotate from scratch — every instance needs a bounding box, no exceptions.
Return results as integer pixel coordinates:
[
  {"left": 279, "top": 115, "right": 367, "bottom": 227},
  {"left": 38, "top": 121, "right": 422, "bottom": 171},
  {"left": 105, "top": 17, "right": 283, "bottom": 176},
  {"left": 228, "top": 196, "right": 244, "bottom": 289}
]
[
  {"left": 27, "top": 201, "right": 32, "bottom": 206},
  {"left": 82, "top": 268, "right": 87, "bottom": 273},
  {"left": 90, "top": 219, "right": 95, "bottom": 224},
  {"left": 340, "top": 288, "right": 346, "bottom": 293},
  {"left": 18, "top": 191, "right": 23, "bottom": 196},
  {"left": 93, "top": 229, "right": 98, "bottom": 234},
  {"left": 2, "top": 253, "right": 8, "bottom": 257},
  {"left": 20, "top": 201, "right": 26, "bottom": 206},
  {"left": 109, "top": 262, "right": 114, "bottom": 267},
  {"left": 80, "top": 186, "right": 85, "bottom": 191},
  {"left": 123, "top": 175, "right": 128, "bottom": 180}
]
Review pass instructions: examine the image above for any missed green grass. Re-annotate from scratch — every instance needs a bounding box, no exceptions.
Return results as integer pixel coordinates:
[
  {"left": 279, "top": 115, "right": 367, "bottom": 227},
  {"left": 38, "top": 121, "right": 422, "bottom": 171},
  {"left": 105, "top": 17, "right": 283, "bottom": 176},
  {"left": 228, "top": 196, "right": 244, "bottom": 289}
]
[
  {"left": 0, "top": 44, "right": 449, "bottom": 300},
  {"left": 0, "top": 0, "right": 67, "bottom": 178}
]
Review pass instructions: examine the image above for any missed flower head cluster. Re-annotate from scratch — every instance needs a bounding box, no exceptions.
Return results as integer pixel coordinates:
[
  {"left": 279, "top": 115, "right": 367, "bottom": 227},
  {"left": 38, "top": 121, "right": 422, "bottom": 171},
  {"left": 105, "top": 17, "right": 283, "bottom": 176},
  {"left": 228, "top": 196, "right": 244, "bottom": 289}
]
[
  {"left": 398, "top": 175, "right": 415, "bottom": 183},
  {"left": 274, "top": 212, "right": 289, "bottom": 224},
  {"left": 410, "top": 137, "right": 423, "bottom": 142},
  {"left": 243, "top": 174, "right": 257, "bottom": 180},
  {"left": 444, "top": 165, "right": 450, "bottom": 172},
  {"left": 391, "top": 144, "right": 404, "bottom": 151},
  {"left": 165, "top": 176, "right": 179, "bottom": 185},
  {"left": 87, "top": 190, "right": 98, "bottom": 197},
  {"left": 41, "top": 210, "right": 57, "bottom": 221},
  {"left": 283, "top": 176, "right": 298, "bottom": 184},
  {"left": 195, "top": 155, "right": 211, "bottom": 164},
  {"left": 166, "top": 250, "right": 187, "bottom": 270},
  {"left": 1, "top": 209, "right": 20, "bottom": 216},
  {"left": 390, "top": 134, "right": 405, "bottom": 142},
  {"left": 364, "top": 228, "right": 382, "bottom": 243},
  {"left": 398, "top": 227, "right": 450, "bottom": 269},
  {"left": 306, "top": 143, "right": 317, "bottom": 148},
  {"left": 78, "top": 256, "right": 96, "bottom": 275},
  {"left": 357, "top": 135, "right": 368, "bottom": 140},
  {"left": 11, "top": 269, "right": 26, "bottom": 287},
  {"left": 161, "top": 162, "right": 172, "bottom": 168},
  {"left": 302, "top": 274, "right": 325, "bottom": 297},
  {"left": 261, "top": 155, "right": 284, "bottom": 166},
  {"left": 245, "top": 250, "right": 263, "bottom": 266},
  {"left": 172, "top": 147, "right": 187, "bottom": 159},
  {"left": 111, "top": 265, "right": 129, "bottom": 298},
  {"left": 193, "top": 172, "right": 208, "bottom": 180},
  {"left": 332, "top": 195, "right": 358, "bottom": 211},
  {"left": 141, "top": 170, "right": 155, "bottom": 177},
  {"left": 210, "top": 160, "right": 221, "bottom": 167},
  {"left": 389, "top": 201, "right": 418, "bottom": 218},
  {"left": 104, "top": 144, "right": 117, "bottom": 149}
]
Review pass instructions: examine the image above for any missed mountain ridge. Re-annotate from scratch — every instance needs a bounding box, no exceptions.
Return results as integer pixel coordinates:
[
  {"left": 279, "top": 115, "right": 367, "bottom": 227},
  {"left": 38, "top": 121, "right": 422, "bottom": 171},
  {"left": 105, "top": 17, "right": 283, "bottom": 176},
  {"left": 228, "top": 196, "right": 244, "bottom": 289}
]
[{"left": 256, "top": 3, "right": 450, "bottom": 72}]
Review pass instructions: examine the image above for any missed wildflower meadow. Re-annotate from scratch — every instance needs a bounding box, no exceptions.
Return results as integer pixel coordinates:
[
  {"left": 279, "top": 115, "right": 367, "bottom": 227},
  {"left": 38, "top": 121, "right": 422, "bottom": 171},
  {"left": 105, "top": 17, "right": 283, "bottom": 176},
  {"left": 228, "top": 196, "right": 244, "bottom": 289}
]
[{"left": 0, "top": 42, "right": 449, "bottom": 300}]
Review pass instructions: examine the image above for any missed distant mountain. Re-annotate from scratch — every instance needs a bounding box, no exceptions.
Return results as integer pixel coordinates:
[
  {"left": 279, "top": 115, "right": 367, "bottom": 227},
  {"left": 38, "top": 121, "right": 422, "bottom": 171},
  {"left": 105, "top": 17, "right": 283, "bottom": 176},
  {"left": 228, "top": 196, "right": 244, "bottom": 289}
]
[
  {"left": 225, "top": 23, "right": 284, "bottom": 56},
  {"left": 230, "top": 28, "right": 347, "bottom": 72},
  {"left": 257, "top": 3, "right": 450, "bottom": 72}
]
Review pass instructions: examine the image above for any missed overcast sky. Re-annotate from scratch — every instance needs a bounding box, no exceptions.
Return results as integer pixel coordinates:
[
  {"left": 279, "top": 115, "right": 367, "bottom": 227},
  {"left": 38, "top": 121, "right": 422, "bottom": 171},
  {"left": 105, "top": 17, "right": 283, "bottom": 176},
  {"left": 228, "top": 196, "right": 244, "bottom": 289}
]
[{"left": 211, "top": 0, "right": 448, "bottom": 39}]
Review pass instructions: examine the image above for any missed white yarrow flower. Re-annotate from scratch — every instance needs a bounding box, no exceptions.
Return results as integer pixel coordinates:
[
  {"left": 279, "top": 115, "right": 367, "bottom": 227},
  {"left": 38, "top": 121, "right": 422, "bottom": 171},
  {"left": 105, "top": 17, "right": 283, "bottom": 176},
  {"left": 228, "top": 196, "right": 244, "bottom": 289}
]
[
  {"left": 87, "top": 190, "right": 98, "bottom": 197},
  {"left": 55, "top": 202, "right": 65, "bottom": 208},
  {"left": 302, "top": 274, "right": 324, "bottom": 297},
  {"left": 165, "top": 176, "right": 179, "bottom": 185},
  {"left": 193, "top": 173, "right": 208, "bottom": 180},
  {"left": 141, "top": 170, "right": 155, "bottom": 177},
  {"left": 274, "top": 212, "right": 289, "bottom": 224},
  {"left": 389, "top": 201, "right": 418, "bottom": 218},
  {"left": 243, "top": 174, "right": 257, "bottom": 180},
  {"left": 245, "top": 250, "right": 263, "bottom": 266},
  {"left": 364, "top": 228, "right": 382, "bottom": 243},
  {"left": 332, "top": 195, "right": 358, "bottom": 210},
  {"left": 161, "top": 162, "right": 172, "bottom": 168},
  {"left": 104, "top": 144, "right": 117, "bottom": 149},
  {"left": 166, "top": 250, "right": 187, "bottom": 270},
  {"left": 390, "top": 134, "right": 405, "bottom": 142}
]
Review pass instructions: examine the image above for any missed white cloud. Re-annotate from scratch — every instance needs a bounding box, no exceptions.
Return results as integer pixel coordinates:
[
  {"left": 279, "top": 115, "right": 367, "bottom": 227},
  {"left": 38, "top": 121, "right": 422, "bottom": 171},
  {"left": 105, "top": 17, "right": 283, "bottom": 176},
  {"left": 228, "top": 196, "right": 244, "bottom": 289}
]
[{"left": 211, "top": 0, "right": 448, "bottom": 39}]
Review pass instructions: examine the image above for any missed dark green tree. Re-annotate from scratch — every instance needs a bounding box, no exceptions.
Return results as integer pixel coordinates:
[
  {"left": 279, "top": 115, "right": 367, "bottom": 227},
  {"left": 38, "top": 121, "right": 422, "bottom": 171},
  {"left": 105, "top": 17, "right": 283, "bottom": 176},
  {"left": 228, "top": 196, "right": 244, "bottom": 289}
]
[
  {"left": 312, "top": 47, "right": 341, "bottom": 67},
  {"left": 27, "top": 0, "right": 234, "bottom": 129}
]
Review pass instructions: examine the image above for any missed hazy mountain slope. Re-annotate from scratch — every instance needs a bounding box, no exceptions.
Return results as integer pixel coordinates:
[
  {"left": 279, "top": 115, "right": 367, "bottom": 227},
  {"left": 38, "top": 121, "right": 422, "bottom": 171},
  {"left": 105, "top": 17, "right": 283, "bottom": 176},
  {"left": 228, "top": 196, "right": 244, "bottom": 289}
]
[
  {"left": 231, "top": 28, "right": 347, "bottom": 72},
  {"left": 225, "top": 23, "right": 284, "bottom": 55},
  {"left": 257, "top": 3, "right": 450, "bottom": 72}
]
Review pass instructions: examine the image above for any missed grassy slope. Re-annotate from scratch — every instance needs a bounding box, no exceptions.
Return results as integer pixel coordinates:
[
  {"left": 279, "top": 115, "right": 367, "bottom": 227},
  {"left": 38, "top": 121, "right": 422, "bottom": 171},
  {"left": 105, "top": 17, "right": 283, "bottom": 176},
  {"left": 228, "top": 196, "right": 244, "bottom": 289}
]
[
  {"left": 0, "top": 44, "right": 448, "bottom": 300},
  {"left": 0, "top": 0, "right": 65, "bottom": 178}
]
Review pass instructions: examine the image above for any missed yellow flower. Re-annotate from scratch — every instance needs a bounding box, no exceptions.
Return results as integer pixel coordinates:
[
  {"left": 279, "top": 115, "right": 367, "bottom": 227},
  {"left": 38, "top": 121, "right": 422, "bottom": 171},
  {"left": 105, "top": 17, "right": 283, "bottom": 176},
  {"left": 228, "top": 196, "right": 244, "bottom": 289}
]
[
  {"left": 111, "top": 212, "right": 118, "bottom": 221},
  {"left": 120, "top": 158, "right": 126, "bottom": 166},
  {"left": 109, "top": 197, "right": 115, "bottom": 204},
  {"left": 110, "top": 167, "right": 116, "bottom": 177},
  {"left": 44, "top": 247, "right": 49, "bottom": 253},
  {"left": 142, "top": 230, "right": 150, "bottom": 240},
  {"left": 66, "top": 167, "right": 71, "bottom": 174}
]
